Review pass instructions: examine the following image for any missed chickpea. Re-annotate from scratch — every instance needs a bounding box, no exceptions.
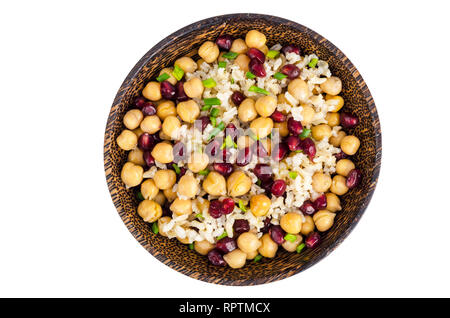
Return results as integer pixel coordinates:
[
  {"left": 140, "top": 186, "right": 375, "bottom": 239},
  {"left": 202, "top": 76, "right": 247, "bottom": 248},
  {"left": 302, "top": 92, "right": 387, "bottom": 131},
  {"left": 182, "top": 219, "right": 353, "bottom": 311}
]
[
  {"left": 159, "top": 130, "right": 171, "bottom": 141},
  {"left": 325, "top": 94, "right": 345, "bottom": 112},
  {"left": 123, "top": 109, "right": 144, "bottom": 130},
  {"left": 326, "top": 193, "right": 342, "bottom": 212},
  {"left": 128, "top": 147, "right": 145, "bottom": 166},
  {"left": 274, "top": 121, "right": 289, "bottom": 137},
  {"left": 223, "top": 249, "right": 247, "bottom": 269},
  {"left": 183, "top": 77, "right": 204, "bottom": 99},
  {"left": 278, "top": 93, "right": 294, "bottom": 106},
  {"left": 311, "top": 124, "right": 332, "bottom": 141},
  {"left": 250, "top": 194, "right": 271, "bottom": 217},
  {"left": 153, "top": 191, "right": 166, "bottom": 206},
  {"left": 158, "top": 216, "right": 171, "bottom": 237},
  {"left": 258, "top": 233, "right": 278, "bottom": 258},
  {"left": 246, "top": 249, "right": 259, "bottom": 260},
  {"left": 301, "top": 105, "right": 315, "bottom": 126},
  {"left": 194, "top": 240, "right": 215, "bottom": 255},
  {"left": 121, "top": 162, "right": 143, "bottom": 187},
  {"left": 238, "top": 98, "right": 258, "bottom": 123},
  {"left": 196, "top": 199, "right": 210, "bottom": 214},
  {"left": 217, "top": 51, "right": 227, "bottom": 62},
  {"left": 245, "top": 30, "right": 266, "bottom": 49},
  {"left": 301, "top": 215, "right": 315, "bottom": 236},
  {"left": 196, "top": 58, "right": 206, "bottom": 69},
  {"left": 133, "top": 127, "right": 145, "bottom": 138},
  {"left": 288, "top": 79, "right": 309, "bottom": 103},
  {"left": 153, "top": 169, "right": 176, "bottom": 190},
  {"left": 198, "top": 41, "right": 220, "bottom": 63},
  {"left": 187, "top": 152, "right": 209, "bottom": 173},
  {"left": 331, "top": 175, "right": 349, "bottom": 195},
  {"left": 259, "top": 138, "right": 271, "bottom": 155},
  {"left": 320, "top": 76, "right": 342, "bottom": 95},
  {"left": 162, "top": 115, "right": 181, "bottom": 139},
  {"left": 177, "top": 100, "right": 200, "bottom": 123},
  {"left": 163, "top": 187, "right": 177, "bottom": 202},
  {"left": 282, "top": 234, "right": 303, "bottom": 252},
  {"left": 137, "top": 199, "right": 162, "bottom": 223},
  {"left": 170, "top": 198, "right": 192, "bottom": 216},
  {"left": 151, "top": 142, "right": 174, "bottom": 164},
  {"left": 237, "top": 135, "right": 254, "bottom": 149},
  {"left": 177, "top": 233, "right": 191, "bottom": 244},
  {"left": 116, "top": 129, "right": 137, "bottom": 151},
  {"left": 255, "top": 95, "right": 277, "bottom": 117},
  {"left": 312, "top": 172, "right": 332, "bottom": 192},
  {"left": 141, "top": 179, "right": 159, "bottom": 200},
  {"left": 227, "top": 171, "right": 252, "bottom": 197},
  {"left": 237, "top": 232, "right": 261, "bottom": 253},
  {"left": 156, "top": 100, "right": 177, "bottom": 120},
  {"left": 174, "top": 56, "right": 197, "bottom": 73},
  {"left": 326, "top": 112, "right": 340, "bottom": 127},
  {"left": 159, "top": 67, "right": 177, "bottom": 85},
  {"left": 341, "top": 135, "right": 360, "bottom": 155},
  {"left": 250, "top": 117, "right": 273, "bottom": 139},
  {"left": 202, "top": 171, "right": 226, "bottom": 196},
  {"left": 142, "top": 81, "right": 161, "bottom": 101},
  {"left": 230, "top": 38, "right": 248, "bottom": 54},
  {"left": 336, "top": 159, "right": 355, "bottom": 177},
  {"left": 313, "top": 210, "right": 336, "bottom": 232},
  {"left": 234, "top": 54, "right": 250, "bottom": 72},
  {"left": 177, "top": 174, "right": 199, "bottom": 199},
  {"left": 280, "top": 212, "right": 303, "bottom": 234},
  {"left": 140, "top": 115, "right": 161, "bottom": 134},
  {"left": 260, "top": 45, "right": 269, "bottom": 55},
  {"left": 330, "top": 130, "right": 347, "bottom": 147}
]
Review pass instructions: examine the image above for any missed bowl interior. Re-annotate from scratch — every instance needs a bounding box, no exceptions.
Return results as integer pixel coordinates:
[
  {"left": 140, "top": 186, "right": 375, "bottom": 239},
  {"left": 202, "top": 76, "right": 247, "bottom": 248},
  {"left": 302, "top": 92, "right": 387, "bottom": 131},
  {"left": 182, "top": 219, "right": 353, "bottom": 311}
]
[{"left": 104, "top": 14, "right": 381, "bottom": 285}]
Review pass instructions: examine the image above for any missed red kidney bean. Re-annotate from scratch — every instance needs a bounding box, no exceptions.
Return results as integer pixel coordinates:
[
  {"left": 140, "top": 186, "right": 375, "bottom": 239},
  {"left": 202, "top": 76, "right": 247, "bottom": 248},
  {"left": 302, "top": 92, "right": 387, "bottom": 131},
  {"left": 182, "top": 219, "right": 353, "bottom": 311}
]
[
  {"left": 299, "top": 137, "right": 316, "bottom": 160},
  {"left": 216, "top": 237, "right": 237, "bottom": 254},
  {"left": 221, "top": 198, "right": 235, "bottom": 215},
  {"left": 215, "top": 34, "right": 233, "bottom": 50},
  {"left": 271, "top": 110, "right": 287, "bottom": 122},
  {"left": 253, "top": 164, "right": 272, "bottom": 181},
  {"left": 271, "top": 179, "right": 287, "bottom": 197},
  {"left": 269, "top": 225, "right": 286, "bottom": 245},
  {"left": 213, "top": 162, "right": 233, "bottom": 177},
  {"left": 247, "top": 48, "right": 265, "bottom": 64},
  {"left": 236, "top": 147, "right": 252, "bottom": 166},
  {"left": 160, "top": 81, "right": 176, "bottom": 100},
  {"left": 281, "top": 64, "right": 300, "bottom": 79},
  {"left": 313, "top": 194, "right": 327, "bottom": 210},
  {"left": 260, "top": 179, "right": 274, "bottom": 195},
  {"left": 287, "top": 117, "right": 303, "bottom": 135},
  {"left": 138, "top": 133, "right": 154, "bottom": 151},
  {"left": 346, "top": 169, "right": 362, "bottom": 189},
  {"left": 249, "top": 58, "right": 266, "bottom": 77},
  {"left": 305, "top": 232, "right": 321, "bottom": 249},
  {"left": 143, "top": 151, "right": 155, "bottom": 167},
  {"left": 261, "top": 217, "right": 272, "bottom": 233},
  {"left": 172, "top": 142, "right": 186, "bottom": 163},
  {"left": 161, "top": 202, "right": 171, "bottom": 217},
  {"left": 207, "top": 249, "right": 226, "bottom": 266},
  {"left": 205, "top": 139, "right": 221, "bottom": 158},
  {"left": 209, "top": 200, "right": 223, "bottom": 218},
  {"left": 251, "top": 140, "right": 269, "bottom": 159},
  {"left": 233, "top": 219, "right": 250, "bottom": 235},
  {"left": 334, "top": 149, "right": 348, "bottom": 161},
  {"left": 175, "top": 81, "right": 189, "bottom": 102},
  {"left": 141, "top": 102, "right": 156, "bottom": 116},
  {"left": 231, "top": 91, "right": 245, "bottom": 106},
  {"left": 197, "top": 116, "right": 210, "bottom": 132},
  {"left": 300, "top": 200, "right": 316, "bottom": 215},
  {"left": 134, "top": 96, "right": 147, "bottom": 109},
  {"left": 281, "top": 45, "right": 301, "bottom": 56},
  {"left": 340, "top": 112, "right": 359, "bottom": 129},
  {"left": 272, "top": 143, "right": 288, "bottom": 161},
  {"left": 286, "top": 135, "right": 301, "bottom": 151}
]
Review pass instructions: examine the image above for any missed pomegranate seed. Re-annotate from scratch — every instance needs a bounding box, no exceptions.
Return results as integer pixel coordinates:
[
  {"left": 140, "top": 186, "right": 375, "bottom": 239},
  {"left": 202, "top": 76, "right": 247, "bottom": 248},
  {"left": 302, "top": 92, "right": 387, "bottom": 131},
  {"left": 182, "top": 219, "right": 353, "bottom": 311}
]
[
  {"left": 260, "top": 179, "right": 274, "bottom": 195},
  {"left": 216, "top": 237, "right": 237, "bottom": 254},
  {"left": 281, "top": 64, "right": 300, "bottom": 80},
  {"left": 253, "top": 164, "right": 272, "bottom": 181},
  {"left": 221, "top": 198, "right": 235, "bottom": 215},
  {"left": 299, "top": 137, "right": 316, "bottom": 160},
  {"left": 271, "top": 110, "right": 287, "bottom": 122},
  {"left": 281, "top": 45, "right": 301, "bottom": 56},
  {"left": 260, "top": 218, "right": 272, "bottom": 233},
  {"left": 287, "top": 117, "right": 303, "bottom": 135},
  {"left": 334, "top": 149, "right": 349, "bottom": 161},
  {"left": 286, "top": 135, "right": 301, "bottom": 151},
  {"left": 141, "top": 102, "right": 156, "bottom": 116},
  {"left": 231, "top": 91, "right": 245, "bottom": 106},
  {"left": 340, "top": 112, "right": 359, "bottom": 129},
  {"left": 249, "top": 59, "right": 266, "bottom": 77},
  {"left": 134, "top": 96, "right": 147, "bottom": 109},
  {"left": 233, "top": 219, "right": 250, "bottom": 235},
  {"left": 175, "top": 81, "right": 188, "bottom": 102},
  {"left": 161, "top": 202, "right": 171, "bottom": 217},
  {"left": 160, "top": 81, "right": 176, "bottom": 100},
  {"left": 252, "top": 140, "right": 269, "bottom": 159},
  {"left": 247, "top": 48, "right": 265, "bottom": 64},
  {"left": 225, "top": 123, "right": 239, "bottom": 141},
  {"left": 172, "top": 142, "right": 186, "bottom": 163},
  {"left": 313, "top": 194, "right": 327, "bottom": 210},
  {"left": 216, "top": 148, "right": 231, "bottom": 163},
  {"left": 269, "top": 225, "right": 286, "bottom": 245},
  {"left": 346, "top": 169, "right": 362, "bottom": 189},
  {"left": 272, "top": 143, "right": 288, "bottom": 161},
  {"left": 215, "top": 34, "right": 233, "bottom": 50},
  {"left": 197, "top": 116, "right": 211, "bottom": 132},
  {"left": 300, "top": 201, "right": 316, "bottom": 215},
  {"left": 143, "top": 151, "right": 155, "bottom": 167},
  {"left": 271, "top": 179, "right": 286, "bottom": 197},
  {"left": 213, "top": 162, "right": 233, "bottom": 177},
  {"left": 205, "top": 139, "right": 221, "bottom": 158},
  {"left": 209, "top": 200, "right": 223, "bottom": 218},
  {"left": 207, "top": 249, "right": 226, "bottom": 266},
  {"left": 138, "top": 133, "right": 154, "bottom": 150},
  {"left": 305, "top": 232, "right": 321, "bottom": 249},
  {"left": 178, "top": 167, "right": 186, "bottom": 178},
  {"left": 236, "top": 147, "right": 252, "bottom": 166}
]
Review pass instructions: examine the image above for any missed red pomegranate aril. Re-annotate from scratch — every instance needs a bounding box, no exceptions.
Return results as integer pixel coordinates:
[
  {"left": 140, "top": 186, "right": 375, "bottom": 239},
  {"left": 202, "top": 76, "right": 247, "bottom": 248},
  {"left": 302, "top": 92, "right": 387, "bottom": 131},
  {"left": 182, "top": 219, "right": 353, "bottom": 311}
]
[
  {"left": 305, "top": 232, "right": 321, "bottom": 249},
  {"left": 286, "top": 135, "right": 301, "bottom": 151},
  {"left": 172, "top": 142, "right": 186, "bottom": 163},
  {"left": 175, "top": 81, "right": 189, "bottom": 102},
  {"left": 334, "top": 149, "right": 348, "bottom": 161},
  {"left": 281, "top": 64, "right": 300, "bottom": 80},
  {"left": 161, "top": 202, "right": 171, "bottom": 217},
  {"left": 300, "top": 201, "right": 316, "bottom": 215},
  {"left": 346, "top": 169, "right": 362, "bottom": 189},
  {"left": 236, "top": 147, "right": 252, "bottom": 166},
  {"left": 207, "top": 249, "right": 226, "bottom": 266},
  {"left": 205, "top": 139, "right": 221, "bottom": 158},
  {"left": 231, "top": 91, "right": 245, "bottom": 106},
  {"left": 197, "top": 116, "right": 211, "bottom": 132},
  {"left": 300, "top": 137, "right": 316, "bottom": 160},
  {"left": 138, "top": 133, "right": 154, "bottom": 150},
  {"left": 272, "top": 143, "right": 288, "bottom": 161},
  {"left": 340, "top": 112, "right": 359, "bottom": 129},
  {"left": 249, "top": 58, "right": 266, "bottom": 77},
  {"left": 253, "top": 164, "right": 272, "bottom": 181},
  {"left": 178, "top": 167, "right": 186, "bottom": 178},
  {"left": 216, "top": 237, "right": 237, "bottom": 254},
  {"left": 141, "top": 102, "right": 156, "bottom": 116},
  {"left": 233, "top": 219, "right": 250, "bottom": 235},
  {"left": 261, "top": 217, "right": 271, "bottom": 233},
  {"left": 287, "top": 117, "right": 303, "bottom": 135},
  {"left": 160, "top": 81, "right": 176, "bottom": 100},
  {"left": 252, "top": 140, "right": 269, "bottom": 158},
  {"left": 225, "top": 123, "right": 238, "bottom": 141},
  {"left": 281, "top": 45, "right": 301, "bottom": 56},
  {"left": 209, "top": 200, "right": 223, "bottom": 219},
  {"left": 313, "top": 194, "right": 327, "bottom": 210},
  {"left": 269, "top": 225, "right": 286, "bottom": 245},
  {"left": 271, "top": 110, "right": 287, "bottom": 122},
  {"left": 134, "top": 96, "right": 147, "bottom": 109},
  {"left": 271, "top": 179, "right": 287, "bottom": 197},
  {"left": 260, "top": 179, "right": 274, "bottom": 194},
  {"left": 213, "top": 162, "right": 233, "bottom": 177},
  {"left": 247, "top": 48, "right": 266, "bottom": 64},
  {"left": 221, "top": 198, "right": 235, "bottom": 215},
  {"left": 215, "top": 34, "right": 233, "bottom": 50},
  {"left": 143, "top": 151, "right": 155, "bottom": 167}
]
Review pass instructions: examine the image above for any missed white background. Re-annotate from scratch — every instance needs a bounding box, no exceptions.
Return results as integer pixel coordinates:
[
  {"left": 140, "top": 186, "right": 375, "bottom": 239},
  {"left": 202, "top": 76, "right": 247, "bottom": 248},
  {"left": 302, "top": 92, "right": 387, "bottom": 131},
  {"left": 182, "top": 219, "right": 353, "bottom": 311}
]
[{"left": 1, "top": 0, "right": 449, "bottom": 297}]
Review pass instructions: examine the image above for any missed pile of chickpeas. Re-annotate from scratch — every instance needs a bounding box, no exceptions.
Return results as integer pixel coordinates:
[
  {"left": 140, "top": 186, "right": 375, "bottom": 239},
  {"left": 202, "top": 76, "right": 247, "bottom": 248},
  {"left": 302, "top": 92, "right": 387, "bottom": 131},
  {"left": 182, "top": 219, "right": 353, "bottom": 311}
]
[{"left": 116, "top": 29, "right": 362, "bottom": 269}]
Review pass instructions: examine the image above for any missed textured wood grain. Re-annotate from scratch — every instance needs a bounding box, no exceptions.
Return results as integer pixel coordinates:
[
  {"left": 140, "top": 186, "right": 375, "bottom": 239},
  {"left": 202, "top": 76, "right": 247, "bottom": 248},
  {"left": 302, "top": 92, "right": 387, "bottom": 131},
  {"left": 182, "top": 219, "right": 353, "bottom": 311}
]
[{"left": 104, "top": 13, "right": 382, "bottom": 285}]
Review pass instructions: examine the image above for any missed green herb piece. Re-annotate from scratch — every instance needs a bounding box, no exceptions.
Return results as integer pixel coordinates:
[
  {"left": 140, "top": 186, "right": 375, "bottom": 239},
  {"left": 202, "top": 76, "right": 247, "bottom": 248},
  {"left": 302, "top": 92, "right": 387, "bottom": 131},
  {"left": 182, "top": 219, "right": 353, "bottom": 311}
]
[
  {"left": 296, "top": 243, "right": 306, "bottom": 253},
  {"left": 156, "top": 73, "right": 170, "bottom": 82},
  {"left": 210, "top": 107, "right": 220, "bottom": 117},
  {"left": 217, "top": 231, "right": 228, "bottom": 240},
  {"left": 274, "top": 72, "right": 288, "bottom": 80},
  {"left": 201, "top": 104, "right": 212, "bottom": 111},
  {"left": 208, "top": 121, "right": 225, "bottom": 140},
  {"left": 308, "top": 58, "right": 318, "bottom": 68},
  {"left": 246, "top": 71, "right": 256, "bottom": 79},
  {"left": 289, "top": 171, "right": 298, "bottom": 179},
  {"left": 210, "top": 116, "right": 217, "bottom": 127},
  {"left": 195, "top": 213, "right": 204, "bottom": 220},
  {"left": 136, "top": 191, "right": 145, "bottom": 201},
  {"left": 203, "top": 98, "right": 221, "bottom": 106},
  {"left": 238, "top": 200, "right": 247, "bottom": 212},
  {"left": 202, "top": 78, "right": 217, "bottom": 88},
  {"left": 294, "top": 150, "right": 303, "bottom": 153},
  {"left": 256, "top": 180, "right": 262, "bottom": 186},
  {"left": 230, "top": 78, "right": 235, "bottom": 84},
  {"left": 172, "top": 65, "right": 184, "bottom": 81},
  {"left": 221, "top": 135, "right": 235, "bottom": 149},
  {"left": 284, "top": 234, "right": 297, "bottom": 243},
  {"left": 151, "top": 222, "right": 159, "bottom": 234},
  {"left": 266, "top": 50, "right": 280, "bottom": 59},
  {"left": 249, "top": 85, "right": 270, "bottom": 95},
  {"left": 222, "top": 52, "right": 238, "bottom": 59},
  {"left": 299, "top": 128, "right": 311, "bottom": 138},
  {"left": 172, "top": 164, "right": 181, "bottom": 174},
  {"left": 189, "top": 243, "right": 194, "bottom": 250},
  {"left": 253, "top": 254, "right": 263, "bottom": 262},
  {"left": 218, "top": 61, "right": 227, "bottom": 68},
  {"left": 198, "top": 169, "right": 210, "bottom": 176}
]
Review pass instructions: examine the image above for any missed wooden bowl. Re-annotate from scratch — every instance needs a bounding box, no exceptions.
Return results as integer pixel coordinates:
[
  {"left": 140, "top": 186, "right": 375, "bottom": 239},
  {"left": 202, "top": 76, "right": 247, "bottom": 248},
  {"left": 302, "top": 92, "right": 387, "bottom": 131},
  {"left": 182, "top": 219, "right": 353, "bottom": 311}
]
[{"left": 104, "top": 13, "right": 381, "bottom": 285}]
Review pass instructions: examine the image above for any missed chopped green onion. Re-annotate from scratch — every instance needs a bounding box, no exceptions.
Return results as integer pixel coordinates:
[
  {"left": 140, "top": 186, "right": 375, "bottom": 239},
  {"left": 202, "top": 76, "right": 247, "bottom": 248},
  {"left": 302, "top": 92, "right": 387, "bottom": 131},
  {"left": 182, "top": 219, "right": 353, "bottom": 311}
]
[
  {"left": 217, "top": 231, "right": 228, "bottom": 240},
  {"left": 268, "top": 132, "right": 272, "bottom": 139},
  {"left": 253, "top": 254, "right": 263, "bottom": 262},
  {"left": 172, "top": 164, "right": 181, "bottom": 174},
  {"left": 289, "top": 171, "right": 298, "bottom": 179},
  {"left": 172, "top": 65, "right": 184, "bottom": 81},
  {"left": 151, "top": 222, "right": 159, "bottom": 234},
  {"left": 284, "top": 234, "right": 297, "bottom": 243},
  {"left": 218, "top": 61, "right": 227, "bottom": 68},
  {"left": 274, "top": 72, "right": 287, "bottom": 80},
  {"left": 210, "top": 107, "right": 220, "bottom": 118},
  {"left": 189, "top": 243, "right": 194, "bottom": 250},
  {"left": 296, "top": 243, "right": 306, "bottom": 253},
  {"left": 238, "top": 200, "right": 247, "bottom": 212},
  {"left": 222, "top": 52, "right": 238, "bottom": 59},
  {"left": 249, "top": 85, "right": 270, "bottom": 95},
  {"left": 266, "top": 50, "right": 280, "bottom": 59},
  {"left": 230, "top": 78, "right": 235, "bottom": 84},
  {"left": 256, "top": 180, "right": 262, "bottom": 186},
  {"left": 201, "top": 104, "right": 212, "bottom": 111},
  {"left": 195, "top": 213, "right": 204, "bottom": 220},
  {"left": 217, "top": 121, "right": 225, "bottom": 130},
  {"left": 202, "top": 78, "right": 217, "bottom": 88},
  {"left": 299, "top": 128, "right": 311, "bottom": 138},
  {"left": 246, "top": 71, "right": 256, "bottom": 79},
  {"left": 136, "top": 191, "right": 145, "bottom": 201},
  {"left": 221, "top": 135, "right": 235, "bottom": 149},
  {"left": 198, "top": 169, "right": 210, "bottom": 176},
  {"left": 208, "top": 121, "right": 225, "bottom": 140},
  {"left": 210, "top": 116, "right": 217, "bottom": 127},
  {"left": 308, "top": 58, "right": 318, "bottom": 68},
  {"left": 294, "top": 150, "right": 303, "bottom": 153},
  {"left": 156, "top": 73, "right": 170, "bottom": 82},
  {"left": 203, "top": 98, "right": 221, "bottom": 106},
  {"left": 249, "top": 132, "right": 259, "bottom": 141}
]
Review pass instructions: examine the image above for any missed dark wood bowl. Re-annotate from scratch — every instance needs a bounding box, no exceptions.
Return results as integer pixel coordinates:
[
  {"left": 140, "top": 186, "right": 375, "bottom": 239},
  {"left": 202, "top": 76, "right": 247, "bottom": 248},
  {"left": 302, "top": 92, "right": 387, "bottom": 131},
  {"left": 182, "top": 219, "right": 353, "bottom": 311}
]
[{"left": 104, "top": 13, "right": 381, "bottom": 285}]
